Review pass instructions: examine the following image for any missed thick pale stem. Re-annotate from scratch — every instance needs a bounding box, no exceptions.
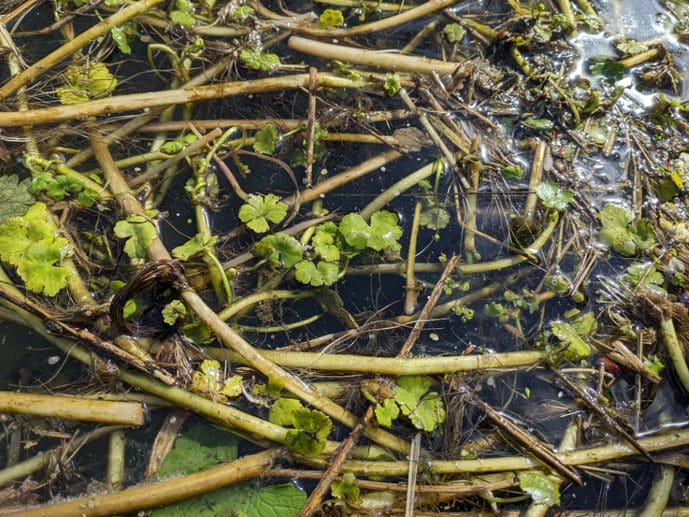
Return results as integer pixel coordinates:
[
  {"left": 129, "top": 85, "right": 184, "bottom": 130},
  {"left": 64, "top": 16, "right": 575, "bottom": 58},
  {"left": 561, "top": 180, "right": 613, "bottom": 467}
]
[
  {"left": 336, "top": 426, "right": 689, "bottom": 477},
  {"left": 0, "top": 392, "right": 144, "bottom": 426},
  {"left": 288, "top": 36, "right": 465, "bottom": 75},
  {"left": 107, "top": 430, "right": 126, "bottom": 491},
  {"left": 404, "top": 201, "right": 422, "bottom": 315},
  {"left": 0, "top": 74, "right": 370, "bottom": 127},
  {"left": 524, "top": 141, "right": 546, "bottom": 223},
  {"left": 283, "top": 149, "right": 402, "bottom": 207},
  {"left": 205, "top": 348, "right": 546, "bottom": 375}
]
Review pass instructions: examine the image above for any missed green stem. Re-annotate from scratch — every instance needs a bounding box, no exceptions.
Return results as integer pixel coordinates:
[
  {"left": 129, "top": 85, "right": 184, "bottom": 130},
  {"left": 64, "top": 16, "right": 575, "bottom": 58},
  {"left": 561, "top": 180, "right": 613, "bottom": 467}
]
[
  {"left": 238, "top": 313, "right": 322, "bottom": 333},
  {"left": 218, "top": 290, "right": 314, "bottom": 321},
  {"left": 659, "top": 316, "right": 689, "bottom": 394},
  {"left": 360, "top": 157, "right": 447, "bottom": 221},
  {"left": 641, "top": 465, "right": 674, "bottom": 516},
  {"left": 23, "top": 154, "right": 112, "bottom": 200},
  {"left": 204, "top": 250, "right": 234, "bottom": 304}
]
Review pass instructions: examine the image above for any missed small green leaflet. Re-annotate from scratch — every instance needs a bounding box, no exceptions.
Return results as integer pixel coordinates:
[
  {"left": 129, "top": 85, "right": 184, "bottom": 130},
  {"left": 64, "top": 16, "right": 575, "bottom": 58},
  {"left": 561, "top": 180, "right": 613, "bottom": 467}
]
[
  {"left": 568, "top": 311, "right": 598, "bottom": 337},
  {"left": 331, "top": 472, "right": 361, "bottom": 504},
  {"left": 311, "top": 223, "right": 340, "bottom": 262},
  {"left": 56, "top": 62, "right": 118, "bottom": 105},
  {"left": 484, "top": 302, "right": 505, "bottom": 318},
  {"left": 503, "top": 164, "right": 524, "bottom": 181},
  {"left": 181, "top": 320, "right": 214, "bottom": 344},
  {"left": 114, "top": 215, "right": 157, "bottom": 261},
  {"left": 616, "top": 39, "right": 648, "bottom": 56},
  {"left": 518, "top": 471, "right": 561, "bottom": 506},
  {"left": 233, "top": 5, "right": 255, "bottom": 23},
  {"left": 536, "top": 181, "right": 573, "bottom": 211},
  {"left": 170, "top": 0, "right": 195, "bottom": 27},
  {"left": 123, "top": 298, "right": 143, "bottom": 320},
  {"left": 545, "top": 274, "right": 569, "bottom": 294},
  {"left": 551, "top": 321, "right": 591, "bottom": 362},
  {"left": 624, "top": 262, "right": 665, "bottom": 295},
  {"left": 160, "top": 134, "right": 198, "bottom": 155},
  {"left": 0, "top": 175, "right": 34, "bottom": 225},
  {"left": 374, "top": 398, "right": 400, "bottom": 428},
  {"left": 407, "top": 392, "right": 446, "bottom": 432},
  {"left": 110, "top": 27, "right": 130, "bottom": 54},
  {"left": 0, "top": 202, "right": 71, "bottom": 297},
  {"left": 419, "top": 205, "right": 450, "bottom": 230},
  {"left": 451, "top": 303, "right": 475, "bottom": 322},
  {"left": 110, "top": 22, "right": 137, "bottom": 55},
  {"left": 240, "top": 48, "right": 281, "bottom": 72},
  {"left": 294, "top": 260, "right": 338, "bottom": 287},
  {"left": 269, "top": 397, "right": 303, "bottom": 426},
  {"left": 19, "top": 242, "right": 71, "bottom": 297},
  {"left": 269, "top": 398, "right": 333, "bottom": 457},
  {"left": 443, "top": 23, "right": 466, "bottom": 43},
  {"left": 256, "top": 233, "right": 303, "bottom": 269},
  {"left": 189, "top": 359, "right": 243, "bottom": 402},
  {"left": 319, "top": 8, "right": 344, "bottom": 28},
  {"left": 598, "top": 203, "right": 655, "bottom": 257},
  {"left": 375, "top": 376, "right": 446, "bottom": 432},
  {"left": 254, "top": 124, "right": 279, "bottom": 155},
  {"left": 172, "top": 233, "right": 218, "bottom": 261},
  {"left": 292, "top": 406, "right": 332, "bottom": 440},
  {"left": 644, "top": 356, "right": 665, "bottom": 377},
  {"left": 339, "top": 211, "right": 402, "bottom": 252},
  {"left": 383, "top": 73, "right": 401, "bottom": 97},
  {"left": 30, "top": 173, "right": 91, "bottom": 203},
  {"left": 162, "top": 299, "right": 186, "bottom": 325},
  {"left": 521, "top": 117, "right": 554, "bottom": 131},
  {"left": 239, "top": 194, "right": 288, "bottom": 234},
  {"left": 591, "top": 60, "right": 627, "bottom": 85}
]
